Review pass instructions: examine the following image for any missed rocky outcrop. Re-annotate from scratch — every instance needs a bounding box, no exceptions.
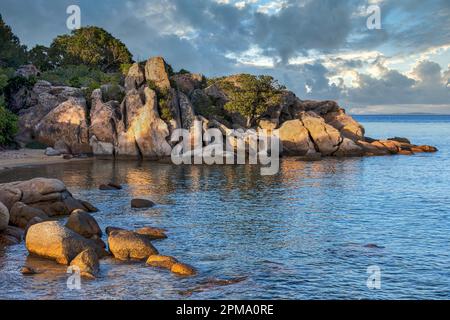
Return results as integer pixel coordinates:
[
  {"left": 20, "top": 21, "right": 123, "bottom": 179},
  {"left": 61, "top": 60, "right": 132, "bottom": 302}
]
[
  {"left": 9, "top": 59, "right": 437, "bottom": 160},
  {"left": 116, "top": 87, "right": 172, "bottom": 159},
  {"left": 144, "top": 57, "right": 171, "bottom": 91},
  {"left": 25, "top": 221, "right": 103, "bottom": 265}
]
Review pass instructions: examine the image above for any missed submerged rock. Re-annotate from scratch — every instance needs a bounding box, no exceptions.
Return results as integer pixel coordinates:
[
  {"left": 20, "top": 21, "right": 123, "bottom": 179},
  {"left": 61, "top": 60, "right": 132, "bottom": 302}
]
[
  {"left": 21, "top": 266, "right": 38, "bottom": 275},
  {"left": 131, "top": 199, "right": 155, "bottom": 209}
]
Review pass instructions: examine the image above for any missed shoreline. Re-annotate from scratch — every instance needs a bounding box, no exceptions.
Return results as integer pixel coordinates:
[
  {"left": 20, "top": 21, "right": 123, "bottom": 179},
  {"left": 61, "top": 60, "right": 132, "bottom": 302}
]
[{"left": 0, "top": 149, "right": 92, "bottom": 172}]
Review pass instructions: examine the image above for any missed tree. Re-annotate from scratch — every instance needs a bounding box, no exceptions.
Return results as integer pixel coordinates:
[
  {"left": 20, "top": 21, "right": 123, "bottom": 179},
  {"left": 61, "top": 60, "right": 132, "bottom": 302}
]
[
  {"left": 0, "top": 14, "right": 27, "bottom": 68},
  {"left": 223, "top": 74, "right": 286, "bottom": 127},
  {"left": 49, "top": 26, "right": 133, "bottom": 72},
  {"left": 0, "top": 98, "right": 18, "bottom": 146},
  {"left": 28, "top": 45, "right": 54, "bottom": 71}
]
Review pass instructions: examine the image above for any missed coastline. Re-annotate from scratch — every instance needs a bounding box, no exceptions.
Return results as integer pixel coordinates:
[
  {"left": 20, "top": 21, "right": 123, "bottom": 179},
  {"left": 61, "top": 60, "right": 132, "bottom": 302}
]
[{"left": 0, "top": 148, "right": 92, "bottom": 172}]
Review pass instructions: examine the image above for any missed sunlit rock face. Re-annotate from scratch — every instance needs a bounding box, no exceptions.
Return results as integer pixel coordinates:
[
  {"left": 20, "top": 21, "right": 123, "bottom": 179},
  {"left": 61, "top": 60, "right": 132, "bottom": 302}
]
[{"left": 10, "top": 61, "right": 437, "bottom": 159}]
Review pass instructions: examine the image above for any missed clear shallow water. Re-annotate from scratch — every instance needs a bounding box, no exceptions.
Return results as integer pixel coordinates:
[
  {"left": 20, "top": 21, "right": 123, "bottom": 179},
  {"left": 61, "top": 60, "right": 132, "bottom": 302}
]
[{"left": 0, "top": 115, "right": 449, "bottom": 300}]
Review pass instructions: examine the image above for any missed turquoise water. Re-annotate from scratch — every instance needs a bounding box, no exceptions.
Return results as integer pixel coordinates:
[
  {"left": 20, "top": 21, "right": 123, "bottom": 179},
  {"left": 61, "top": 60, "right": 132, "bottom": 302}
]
[{"left": 0, "top": 115, "right": 449, "bottom": 299}]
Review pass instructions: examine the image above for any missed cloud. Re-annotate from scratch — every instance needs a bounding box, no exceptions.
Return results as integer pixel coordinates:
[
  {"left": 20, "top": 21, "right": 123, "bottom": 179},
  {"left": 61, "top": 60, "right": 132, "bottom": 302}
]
[{"left": 0, "top": 0, "right": 449, "bottom": 113}]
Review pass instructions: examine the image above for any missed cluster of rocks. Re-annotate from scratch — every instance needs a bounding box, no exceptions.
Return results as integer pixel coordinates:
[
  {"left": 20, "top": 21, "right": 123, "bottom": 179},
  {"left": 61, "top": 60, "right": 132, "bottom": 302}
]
[
  {"left": 9, "top": 57, "right": 437, "bottom": 160},
  {"left": 0, "top": 178, "right": 196, "bottom": 278}
]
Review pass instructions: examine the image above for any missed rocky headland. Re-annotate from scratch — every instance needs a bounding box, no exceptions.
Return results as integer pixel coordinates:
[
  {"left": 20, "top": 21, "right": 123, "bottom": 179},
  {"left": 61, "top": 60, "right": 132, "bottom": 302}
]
[{"left": 5, "top": 57, "right": 437, "bottom": 161}]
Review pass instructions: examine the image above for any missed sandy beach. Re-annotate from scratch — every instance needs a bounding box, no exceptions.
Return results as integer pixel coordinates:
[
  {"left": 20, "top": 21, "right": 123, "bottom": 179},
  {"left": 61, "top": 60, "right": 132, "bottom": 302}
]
[{"left": 0, "top": 149, "right": 91, "bottom": 171}]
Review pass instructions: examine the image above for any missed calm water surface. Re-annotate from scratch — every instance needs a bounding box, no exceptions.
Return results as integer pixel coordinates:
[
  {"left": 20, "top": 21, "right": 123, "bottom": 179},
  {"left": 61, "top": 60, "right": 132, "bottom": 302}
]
[{"left": 0, "top": 115, "right": 449, "bottom": 299}]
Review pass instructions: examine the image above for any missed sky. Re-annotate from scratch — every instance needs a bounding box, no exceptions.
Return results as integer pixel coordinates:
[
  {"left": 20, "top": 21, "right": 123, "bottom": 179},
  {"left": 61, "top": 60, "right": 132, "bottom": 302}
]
[{"left": 0, "top": 0, "right": 449, "bottom": 114}]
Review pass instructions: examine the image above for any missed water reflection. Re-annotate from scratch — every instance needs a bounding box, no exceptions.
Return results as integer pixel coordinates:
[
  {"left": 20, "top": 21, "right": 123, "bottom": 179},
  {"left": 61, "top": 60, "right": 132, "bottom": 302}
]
[{"left": 0, "top": 145, "right": 449, "bottom": 299}]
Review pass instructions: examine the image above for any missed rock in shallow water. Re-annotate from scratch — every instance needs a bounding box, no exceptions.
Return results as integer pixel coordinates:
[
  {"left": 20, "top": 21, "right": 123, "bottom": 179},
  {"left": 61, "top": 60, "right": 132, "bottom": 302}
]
[
  {"left": 26, "top": 221, "right": 104, "bottom": 265},
  {"left": 65, "top": 210, "right": 102, "bottom": 239},
  {"left": 0, "top": 202, "right": 9, "bottom": 231},
  {"left": 131, "top": 199, "right": 155, "bottom": 208},
  {"left": 70, "top": 248, "right": 99, "bottom": 279},
  {"left": 9, "top": 202, "right": 48, "bottom": 229},
  {"left": 146, "top": 255, "right": 178, "bottom": 269},
  {"left": 135, "top": 227, "right": 167, "bottom": 240},
  {"left": 171, "top": 262, "right": 197, "bottom": 277},
  {"left": 108, "top": 230, "right": 159, "bottom": 261}
]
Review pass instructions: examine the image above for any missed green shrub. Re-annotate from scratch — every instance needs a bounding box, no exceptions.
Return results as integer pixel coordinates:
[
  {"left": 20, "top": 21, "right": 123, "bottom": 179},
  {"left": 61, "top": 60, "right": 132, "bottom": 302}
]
[
  {"left": 120, "top": 63, "right": 132, "bottom": 76},
  {"left": 40, "top": 65, "right": 121, "bottom": 88},
  {"left": 0, "top": 102, "right": 18, "bottom": 146},
  {"left": 146, "top": 80, "right": 173, "bottom": 122}
]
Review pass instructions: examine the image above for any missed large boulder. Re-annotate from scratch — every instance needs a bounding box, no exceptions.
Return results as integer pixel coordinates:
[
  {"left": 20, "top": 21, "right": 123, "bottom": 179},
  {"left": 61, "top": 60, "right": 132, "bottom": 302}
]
[
  {"left": 116, "top": 88, "right": 172, "bottom": 159},
  {"left": 9, "top": 202, "right": 48, "bottom": 229},
  {"left": 334, "top": 138, "right": 364, "bottom": 157},
  {"left": 65, "top": 210, "right": 102, "bottom": 239},
  {"left": 15, "top": 64, "right": 40, "bottom": 78},
  {"left": 300, "top": 112, "right": 343, "bottom": 156},
  {"left": 124, "top": 63, "right": 145, "bottom": 91},
  {"left": 25, "top": 221, "right": 103, "bottom": 265},
  {"left": 0, "top": 226, "right": 24, "bottom": 246},
  {"left": 302, "top": 100, "right": 340, "bottom": 115},
  {"left": 204, "top": 84, "right": 228, "bottom": 106},
  {"left": 0, "top": 178, "right": 93, "bottom": 217},
  {"left": 144, "top": 57, "right": 171, "bottom": 91},
  {"left": 15, "top": 81, "right": 86, "bottom": 147},
  {"left": 89, "top": 89, "right": 122, "bottom": 156},
  {"left": 323, "top": 109, "right": 365, "bottom": 141},
  {"left": 0, "top": 202, "right": 9, "bottom": 231},
  {"left": 171, "top": 73, "right": 204, "bottom": 95},
  {"left": 34, "top": 97, "right": 91, "bottom": 154},
  {"left": 279, "top": 119, "right": 315, "bottom": 155},
  {"left": 108, "top": 230, "right": 159, "bottom": 261},
  {"left": 178, "top": 91, "right": 196, "bottom": 129}
]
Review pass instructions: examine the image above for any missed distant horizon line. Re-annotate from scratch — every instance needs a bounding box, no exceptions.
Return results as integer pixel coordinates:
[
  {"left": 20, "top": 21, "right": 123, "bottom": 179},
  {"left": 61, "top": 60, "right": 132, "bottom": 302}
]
[{"left": 349, "top": 113, "right": 450, "bottom": 116}]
